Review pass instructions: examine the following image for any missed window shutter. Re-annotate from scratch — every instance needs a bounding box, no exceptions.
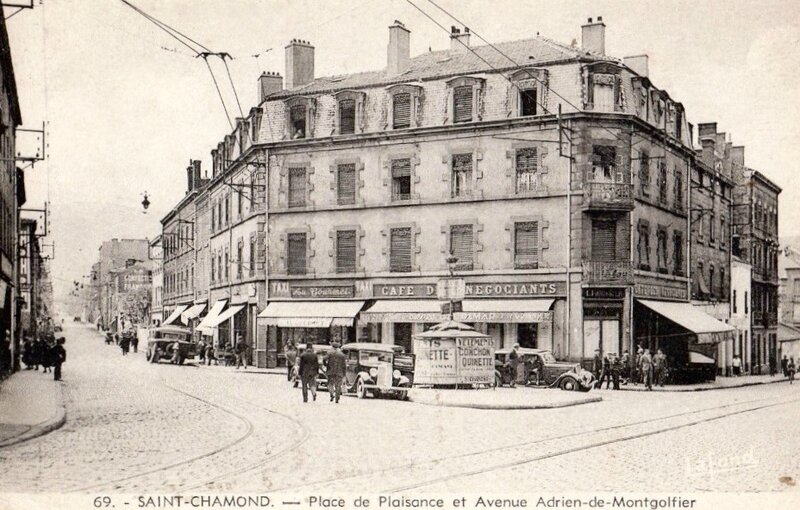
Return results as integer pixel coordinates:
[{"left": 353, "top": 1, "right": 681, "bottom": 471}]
[
  {"left": 287, "top": 233, "right": 307, "bottom": 275},
  {"left": 453, "top": 85, "right": 473, "bottom": 123},
  {"left": 391, "top": 158, "right": 411, "bottom": 178},
  {"left": 514, "top": 222, "right": 539, "bottom": 269},
  {"left": 336, "top": 230, "right": 357, "bottom": 273},
  {"left": 390, "top": 227, "right": 412, "bottom": 273},
  {"left": 339, "top": 99, "right": 356, "bottom": 134},
  {"left": 337, "top": 163, "right": 356, "bottom": 205},
  {"left": 450, "top": 224, "right": 474, "bottom": 270},
  {"left": 288, "top": 167, "right": 306, "bottom": 207},
  {"left": 393, "top": 93, "right": 411, "bottom": 129},
  {"left": 591, "top": 220, "right": 616, "bottom": 261},
  {"left": 515, "top": 148, "right": 538, "bottom": 192}
]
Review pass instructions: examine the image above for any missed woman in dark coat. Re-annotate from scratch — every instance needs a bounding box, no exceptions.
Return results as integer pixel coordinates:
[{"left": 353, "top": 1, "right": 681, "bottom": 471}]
[{"left": 40, "top": 339, "right": 54, "bottom": 373}]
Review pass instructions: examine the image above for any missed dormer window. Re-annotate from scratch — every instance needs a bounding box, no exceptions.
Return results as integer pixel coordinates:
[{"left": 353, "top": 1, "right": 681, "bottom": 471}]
[
  {"left": 285, "top": 96, "right": 315, "bottom": 140},
  {"left": 334, "top": 90, "right": 366, "bottom": 135},
  {"left": 520, "top": 89, "right": 537, "bottom": 116},
  {"left": 446, "top": 76, "right": 484, "bottom": 124},
  {"left": 387, "top": 83, "right": 423, "bottom": 129},
  {"left": 584, "top": 63, "right": 622, "bottom": 112},
  {"left": 339, "top": 99, "right": 356, "bottom": 134},
  {"left": 508, "top": 68, "right": 548, "bottom": 118}
]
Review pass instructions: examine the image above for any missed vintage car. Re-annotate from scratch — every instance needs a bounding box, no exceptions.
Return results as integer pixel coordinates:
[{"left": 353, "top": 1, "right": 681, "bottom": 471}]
[
  {"left": 341, "top": 343, "right": 414, "bottom": 400},
  {"left": 494, "top": 348, "right": 595, "bottom": 391},
  {"left": 145, "top": 325, "right": 196, "bottom": 365},
  {"left": 290, "top": 344, "right": 334, "bottom": 389}
]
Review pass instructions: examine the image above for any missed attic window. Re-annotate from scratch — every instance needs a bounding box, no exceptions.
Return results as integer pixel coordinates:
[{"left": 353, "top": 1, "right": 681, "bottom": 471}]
[{"left": 290, "top": 105, "right": 306, "bottom": 139}]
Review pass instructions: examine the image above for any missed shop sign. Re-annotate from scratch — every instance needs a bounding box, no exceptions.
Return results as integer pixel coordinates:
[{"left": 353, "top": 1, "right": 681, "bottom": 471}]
[
  {"left": 634, "top": 283, "right": 688, "bottom": 301},
  {"left": 290, "top": 285, "right": 354, "bottom": 299},
  {"left": 374, "top": 281, "right": 564, "bottom": 299},
  {"left": 413, "top": 337, "right": 495, "bottom": 385},
  {"left": 360, "top": 312, "right": 444, "bottom": 322},
  {"left": 454, "top": 311, "right": 552, "bottom": 323},
  {"left": 583, "top": 288, "right": 626, "bottom": 300}
]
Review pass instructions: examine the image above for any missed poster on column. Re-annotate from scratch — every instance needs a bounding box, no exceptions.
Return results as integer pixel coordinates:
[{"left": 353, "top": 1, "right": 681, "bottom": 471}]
[
  {"left": 455, "top": 336, "right": 495, "bottom": 385},
  {"left": 413, "top": 337, "right": 494, "bottom": 385}
]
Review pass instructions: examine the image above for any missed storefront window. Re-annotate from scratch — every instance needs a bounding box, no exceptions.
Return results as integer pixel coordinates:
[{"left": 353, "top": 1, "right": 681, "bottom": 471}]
[
  {"left": 517, "top": 323, "right": 538, "bottom": 348},
  {"left": 394, "top": 322, "right": 413, "bottom": 353}
]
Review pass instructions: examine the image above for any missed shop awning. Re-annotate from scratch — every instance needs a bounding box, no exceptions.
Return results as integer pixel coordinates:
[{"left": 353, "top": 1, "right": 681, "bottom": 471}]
[
  {"left": 637, "top": 299, "right": 734, "bottom": 344},
  {"left": 259, "top": 301, "right": 366, "bottom": 328},
  {"left": 163, "top": 305, "right": 188, "bottom": 326},
  {"left": 180, "top": 303, "right": 206, "bottom": 324},
  {"left": 208, "top": 304, "right": 245, "bottom": 328},
  {"left": 359, "top": 300, "right": 443, "bottom": 323},
  {"left": 196, "top": 299, "right": 227, "bottom": 334},
  {"left": 457, "top": 299, "right": 554, "bottom": 323},
  {"left": 779, "top": 322, "right": 800, "bottom": 343}
]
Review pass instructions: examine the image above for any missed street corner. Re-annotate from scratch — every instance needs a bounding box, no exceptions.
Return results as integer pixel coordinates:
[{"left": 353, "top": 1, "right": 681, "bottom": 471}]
[
  {"left": 0, "top": 370, "right": 67, "bottom": 448},
  {"left": 406, "top": 386, "right": 602, "bottom": 410},
  {"left": 615, "top": 374, "right": 792, "bottom": 392}
]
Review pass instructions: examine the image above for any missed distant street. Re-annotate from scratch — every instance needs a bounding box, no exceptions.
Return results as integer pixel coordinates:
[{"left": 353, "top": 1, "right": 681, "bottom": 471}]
[{"left": 0, "top": 323, "right": 798, "bottom": 493}]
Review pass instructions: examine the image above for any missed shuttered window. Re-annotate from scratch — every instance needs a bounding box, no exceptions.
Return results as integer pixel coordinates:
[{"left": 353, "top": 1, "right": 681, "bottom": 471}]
[
  {"left": 452, "top": 153, "right": 472, "bottom": 197},
  {"left": 393, "top": 93, "right": 411, "bottom": 129},
  {"left": 639, "top": 152, "right": 650, "bottom": 195},
  {"left": 450, "top": 224, "right": 474, "bottom": 271},
  {"left": 515, "top": 148, "right": 538, "bottom": 193},
  {"left": 288, "top": 167, "right": 306, "bottom": 208},
  {"left": 290, "top": 105, "right": 306, "bottom": 138},
  {"left": 337, "top": 163, "right": 356, "bottom": 205},
  {"left": 453, "top": 85, "right": 473, "bottom": 123},
  {"left": 591, "top": 220, "right": 617, "bottom": 261},
  {"left": 389, "top": 227, "right": 412, "bottom": 273},
  {"left": 287, "top": 233, "right": 307, "bottom": 275},
  {"left": 339, "top": 99, "right": 356, "bottom": 134},
  {"left": 658, "top": 162, "right": 668, "bottom": 204},
  {"left": 673, "top": 231, "right": 684, "bottom": 275},
  {"left": 391, "top": 158, "right": 411, "bottom": 201},
  {"left": 520, "top": 88, "right": 537, "bottom": 116},
  {"left": 657, "top": 228, "right": 668, "bottom": 271},
  {"left": 249, "top": 237, "right": 256, "bottom": 276},
  {"left": 336, "top": 230, "right": 357, "bottom": 273},
  {"left": 514, "top": 222, "right": 539, "bottom": 269}
]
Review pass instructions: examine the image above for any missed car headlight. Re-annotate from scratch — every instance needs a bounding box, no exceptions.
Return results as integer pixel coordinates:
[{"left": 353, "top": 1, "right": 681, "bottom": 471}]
[
  {"left": 369, "top": 368, "right": 378, "bottom": 378},
  {"left": 393, "top": 369, "right": 401, "bottom": 379}
]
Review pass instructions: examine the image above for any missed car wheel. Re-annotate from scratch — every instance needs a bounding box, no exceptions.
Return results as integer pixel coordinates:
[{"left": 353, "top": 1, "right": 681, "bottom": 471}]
[
  {"left": 559, "top": 377, "right": 578, "bottom": 391},
  {"left": 356, "top": 378, "right": 367, "bottom": 399}
]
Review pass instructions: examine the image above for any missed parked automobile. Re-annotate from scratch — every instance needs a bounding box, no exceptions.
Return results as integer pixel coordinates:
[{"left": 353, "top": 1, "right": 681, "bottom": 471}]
[
  {"left": 341, "top": 343, "right": 414, "bottom": 400},
  {"left": 290, "top": 344, "right": 334, "bottom": 389},
  {"left": 494, "top": 348, "right": 594, "bottom": 391},
  {"left": 145, "top": 325, "right": 196, "bottom": 365}
]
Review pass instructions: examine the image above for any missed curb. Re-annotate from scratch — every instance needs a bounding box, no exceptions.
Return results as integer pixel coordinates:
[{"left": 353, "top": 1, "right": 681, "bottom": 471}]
[
  {"left": 0, "top": 382, "right": 66, "bottom": 448},
  {"left": 407, "top": 394, "right": 603, "bottom": 410},
  {"left": 616, "top": 377, "right": 790, "bottom": 393}
]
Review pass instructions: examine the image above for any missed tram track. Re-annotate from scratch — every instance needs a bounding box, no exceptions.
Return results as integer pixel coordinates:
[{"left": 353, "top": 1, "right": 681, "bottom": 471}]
[{"left": 275, "top": 392, "right": 800, "bottom": 493}]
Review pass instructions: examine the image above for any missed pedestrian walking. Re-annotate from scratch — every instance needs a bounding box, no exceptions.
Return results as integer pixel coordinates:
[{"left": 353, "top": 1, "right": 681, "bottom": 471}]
[
  {"left": 601, "top": 353, "right": 612, "bottom": 389},
  {"left": 298, "top": 343, "right": 319, "bottom": 402},
  {"left": 508, "top": 344, "right": 520, "bottom": 388},
  {"left": 788, "top": 357, "right": 796, "bottom": 384},
  {"left": 41, "top": 338, "right": 54, "bottom": 374},
  {"left": 235, "top": 335, "right": 248, "bottom": 369},
  {"left": 285, "top": 343, "right": 298, "bottom": 382},
  {"left": 21, "top": 337, "right": 32, "bottom": 369},
  {"left": 639, "top": 349, "right": 654, "bottom": 390},
  {"left": 130, "top": 332, "right": 139, "bottom": 353},
  {"left": 31, "top": 338, "right": 42, "bottom": 370},
  {"left": 732, "top": 355, "right": 742, "bottom": 376},
  {"left": 633, "top": 346, "right": 644, "bottom": 385},
  {"left": 120, "top": 334, "right": 130, "bottom": 356},
  {"left": 611, "top": 353, "right": 623, "bottom": 390},
  {"left": 205, "top": 343, "right": 217, "bottom": 365},
  {"left": 782, "top": 355, "right": 789, "bottom": 377},
  {"left": 592, "top": 349, "right": 603, "bottom": 386},
  {"left": 325, "top": 342, "right": 347, "bottom": 403},
  {"left": 197, "top": 338, "right": 206, "bottom": 363},
  {"left": 620, "top": 350, "right": 630, "bottom": 385},
  {"left": 53, "top": 338, "right": 66, "bottom": 381},
  {"left": 653, "top": 349, "right": 667, "bottom": 387}
]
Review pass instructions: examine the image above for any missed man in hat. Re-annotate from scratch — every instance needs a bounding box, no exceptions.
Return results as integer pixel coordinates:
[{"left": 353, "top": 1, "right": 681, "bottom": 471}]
[
  {"left": 507, "top": 344, "right": 520, "bottom": 388},
  {"left": 325, "top": 342, "right": 347, "bottom": 403},
  {"left": 298, "top": 343, "right": 319, "bottom": 402},
  {"left": 53, "top": 337, "right": 66, "bottom": 381}
]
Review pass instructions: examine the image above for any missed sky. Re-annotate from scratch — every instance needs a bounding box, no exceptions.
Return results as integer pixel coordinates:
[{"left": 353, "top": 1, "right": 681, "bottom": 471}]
[{"left": 5, "top": 0, "right": 800, "bottom": 301}]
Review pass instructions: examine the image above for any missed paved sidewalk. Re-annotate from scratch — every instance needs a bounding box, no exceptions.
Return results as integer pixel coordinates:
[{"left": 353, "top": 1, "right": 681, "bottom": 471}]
[
  {"left": 612, "top": 373, "right": 790, "bottom": 392},
  {"left": 0, "top": 369, "right": 65, "bottom": 447},
  {"left": 408, "top": 386, "right": 602, "bottom": 409}
]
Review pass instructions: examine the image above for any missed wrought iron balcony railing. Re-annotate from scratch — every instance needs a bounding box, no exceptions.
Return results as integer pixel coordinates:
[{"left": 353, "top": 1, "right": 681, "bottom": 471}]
[{"left": 583, "top": 182, "right": 634, "bottom": 211}]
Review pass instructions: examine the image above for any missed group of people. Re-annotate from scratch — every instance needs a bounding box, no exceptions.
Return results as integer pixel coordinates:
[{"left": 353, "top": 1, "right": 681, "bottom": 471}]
[
  {"left": 291, "top": 342, "right": 347, "bottom": 404},
  {"left": 781, "top": 355, "right": 797, "bottom": 383},
  {"left": 104, "top": 330, "right": 138, "bottom": 356},
  {"left": 503, "top": 344, "right": 545, "bottom": 387},
  {"left": 196, "top": 335, "right": 249, "bottom": 369},
  {"left": 593, "top": 346, "right": 668, "bottom": 391},
  {"left": 21, "top": 335, "right": 66, "bottom": 381}
]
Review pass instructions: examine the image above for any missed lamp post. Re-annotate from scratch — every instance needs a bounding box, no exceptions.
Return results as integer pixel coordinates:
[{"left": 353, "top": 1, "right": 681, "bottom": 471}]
[{"left": 445, "top": 252, "right": 459, "bottom": 321}]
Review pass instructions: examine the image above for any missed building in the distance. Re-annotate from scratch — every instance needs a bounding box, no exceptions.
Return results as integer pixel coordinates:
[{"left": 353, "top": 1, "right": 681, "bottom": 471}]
[
  {"left": 94, "top": 239, "right": 151, "bottom": 331},
  {"left": 108, "top": 260, "right": 153, "bottom": 330},
  {"left": 149, "top": 236, "right": 163, "bottom": 325},
  {"left": 730, "top": 256, "right": 752, "bottom": 373}
]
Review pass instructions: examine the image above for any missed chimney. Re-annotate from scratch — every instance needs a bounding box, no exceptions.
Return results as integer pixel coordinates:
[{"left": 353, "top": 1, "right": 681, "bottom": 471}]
[
  {"left": 581, "top": 17, "right": 606, "bottom": 55},
  {"left": 623, "top": 54, "right": 649, "bottom": 77},
  {"left": 701, "top": 139, "right": 715, "bottom": 168},
  {"left": 731, "top": 146, "right": 745, "bottom": 168},
  {"left": 450, "top": 26, "right": 471, "bottom": 52},
  {"left": 387, "top": 20, "right": 411, "bottom": 75},
  {"left": 285, "top": 39, "right": 315, "bottom": 89},
  {"left": 697, "top": 122, "right": 717, "bottom": 139},
  {"left": 186, "top": 161, "right": 195, "bottom": 193},
  {"left": 192, "top": 160, "right": 202, "bottom": 189},
  {"left": 258, "top": 71, "right": 283, "bottom": 103}
]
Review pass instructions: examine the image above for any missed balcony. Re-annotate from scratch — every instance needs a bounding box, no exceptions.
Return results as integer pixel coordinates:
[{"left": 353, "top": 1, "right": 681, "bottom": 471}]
[
  {"left": 582, "top": 260, "right": 634, "bottom": 285},
  {"left": 582, "top": 182, "right": 634, "bottom": 211}
]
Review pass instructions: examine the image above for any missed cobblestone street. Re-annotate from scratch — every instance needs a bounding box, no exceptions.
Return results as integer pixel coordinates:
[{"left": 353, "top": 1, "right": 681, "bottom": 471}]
[{"left": 1, "top": 324, "right": 798, "bottom": 494}]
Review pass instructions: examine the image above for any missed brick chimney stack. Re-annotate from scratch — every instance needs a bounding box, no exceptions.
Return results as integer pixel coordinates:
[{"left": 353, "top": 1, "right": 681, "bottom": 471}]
[
  {"left": 450, "top": 26, "right": 471, "bottom": 52},
  {"left": 258, "top": 71, "right": 283, "bottom": 103},
  {"left": 581, "top": 17, "right": 606, "bottom": 55},
  {"left": 623, "top": 54, "right": 649, "bottom": 77},
  {"left": 285, "top": 39, "right": 315, "bottom": 90},
  {"left": 387, "top": 20, "right": 411, "bottom": 75}
]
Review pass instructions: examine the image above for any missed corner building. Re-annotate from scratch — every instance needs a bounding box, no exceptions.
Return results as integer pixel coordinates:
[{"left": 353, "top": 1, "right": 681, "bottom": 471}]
[{"left": 254, "top": 19, "right": 727, "bottom": 369}]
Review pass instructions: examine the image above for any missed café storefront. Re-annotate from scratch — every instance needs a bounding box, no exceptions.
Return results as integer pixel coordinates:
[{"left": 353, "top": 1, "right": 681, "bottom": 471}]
[{"left": 260, "top": 278, "right": 567, "bottom": 366}]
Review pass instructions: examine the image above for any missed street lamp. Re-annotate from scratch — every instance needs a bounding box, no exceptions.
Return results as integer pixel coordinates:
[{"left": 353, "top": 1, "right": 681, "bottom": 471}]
[
  {"left": 445, "top": 252, "right": 459, "bottom": 320},
  {"left": 141, "top": 191, "right": 151, "bottom": 213}
]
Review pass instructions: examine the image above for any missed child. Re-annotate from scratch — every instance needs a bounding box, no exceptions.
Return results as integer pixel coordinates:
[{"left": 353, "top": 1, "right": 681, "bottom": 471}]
[{"left": 788, "top": 357, "right": 796, "bottom": 385}]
